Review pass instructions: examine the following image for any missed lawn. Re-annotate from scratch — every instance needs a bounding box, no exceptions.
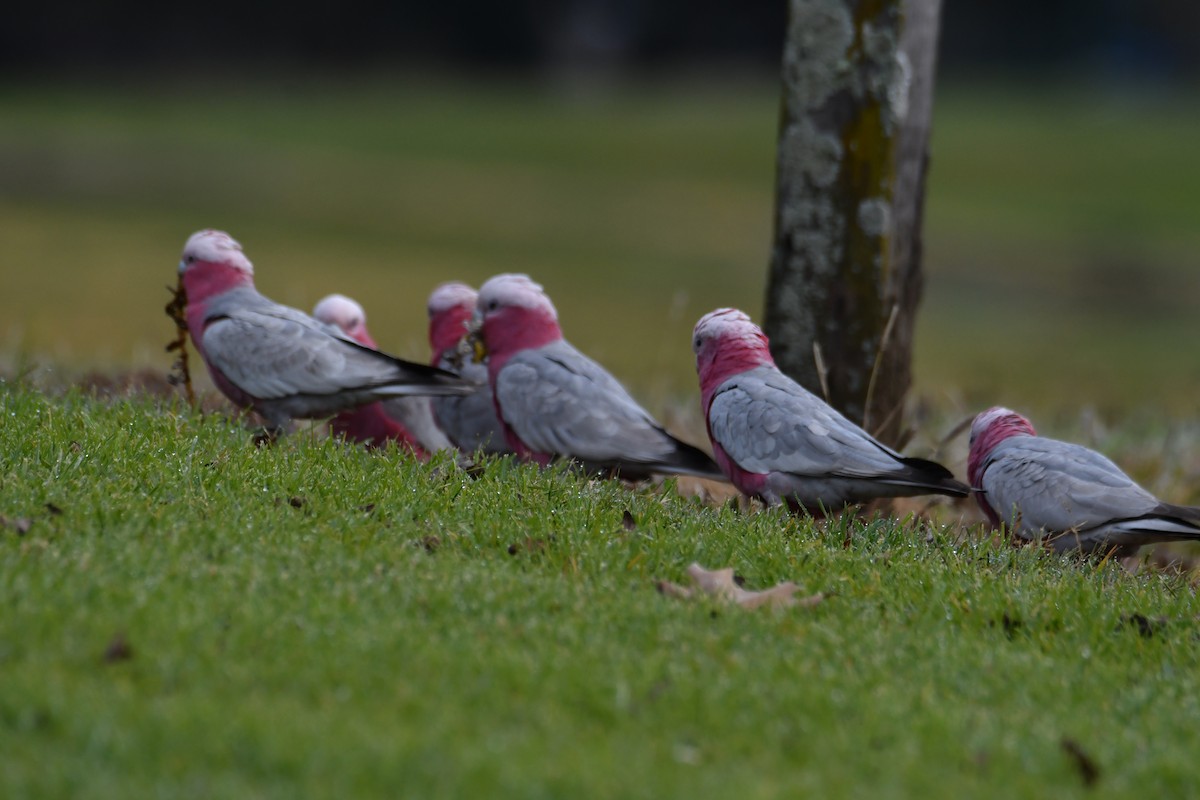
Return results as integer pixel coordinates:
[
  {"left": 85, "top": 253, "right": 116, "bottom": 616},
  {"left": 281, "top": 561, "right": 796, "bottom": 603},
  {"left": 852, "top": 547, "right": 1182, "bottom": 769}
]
[
  {"left": 3, "top": 383, "right": 1199, "bottom": 798},
  {"left": 2, "top": 74, "right": 1199, "bottom": 797}
]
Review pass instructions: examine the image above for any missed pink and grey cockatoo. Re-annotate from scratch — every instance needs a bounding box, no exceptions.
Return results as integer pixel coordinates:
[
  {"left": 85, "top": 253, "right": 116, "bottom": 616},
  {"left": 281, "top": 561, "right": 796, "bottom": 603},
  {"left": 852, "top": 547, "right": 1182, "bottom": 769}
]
[
  {"left": 177, "top": 230, "right": 468, "bottom": 433},
  {"left": 471, "top": 274, "right": 722, "bottom": 480},
  {"left": 311, "top": 293, "right": 453, "bottom": 456},
  {"left": 968, "top": 406, "right": 1200, "bottom": 555},
  {"left": 692, "top": 308, "right": 968, "bottom": 513},
  {"left": 426, "top": 282, "right": 511, "bottom": 456}
]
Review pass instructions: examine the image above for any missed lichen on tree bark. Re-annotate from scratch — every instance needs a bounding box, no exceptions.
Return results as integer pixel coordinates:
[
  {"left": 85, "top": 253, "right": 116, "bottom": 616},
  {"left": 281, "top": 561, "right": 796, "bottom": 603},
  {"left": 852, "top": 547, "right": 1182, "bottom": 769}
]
[{"left": 764, "top": 0, "right": 941, "bottom": 446}]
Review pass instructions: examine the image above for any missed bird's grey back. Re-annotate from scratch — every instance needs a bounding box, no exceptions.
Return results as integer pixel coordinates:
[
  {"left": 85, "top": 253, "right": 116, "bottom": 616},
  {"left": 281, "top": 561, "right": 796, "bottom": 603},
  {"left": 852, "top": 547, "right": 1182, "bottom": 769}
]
[
  {"left": 981, "top": 436, "right": 1161, "bottom": 534},
  {"left": 431, "top": 356, "right": 509, "bottom": 454},
  {"left": 709, "top": 366, "right": 904, "bottom": 477},
  {"left": 495, "top": 339, "right": 676, "bottom": 463}
]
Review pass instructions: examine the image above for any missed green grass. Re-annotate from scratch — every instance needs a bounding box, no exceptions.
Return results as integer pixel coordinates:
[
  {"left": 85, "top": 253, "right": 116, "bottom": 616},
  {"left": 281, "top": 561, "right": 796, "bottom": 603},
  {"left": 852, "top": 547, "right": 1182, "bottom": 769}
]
[
  {"left": 3, "top": 382, "right": 1200, "bottom": 797},
  {"left": 1, "top": 77, "right": 1199, "bottom": 413}
]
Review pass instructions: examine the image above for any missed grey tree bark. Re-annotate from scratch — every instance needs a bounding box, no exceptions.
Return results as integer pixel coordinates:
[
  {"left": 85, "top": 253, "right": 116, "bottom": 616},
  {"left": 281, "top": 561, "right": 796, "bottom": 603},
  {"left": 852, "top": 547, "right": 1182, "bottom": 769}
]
[{"left": 763, "top": 0, "right": 942, "bottom": 447}]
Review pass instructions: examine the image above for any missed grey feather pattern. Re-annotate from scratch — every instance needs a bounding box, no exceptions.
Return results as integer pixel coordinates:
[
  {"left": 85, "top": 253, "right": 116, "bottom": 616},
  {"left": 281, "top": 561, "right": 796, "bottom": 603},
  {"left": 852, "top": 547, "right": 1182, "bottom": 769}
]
[
  {"left": 710, "top": 366, "right": 906, "bottom": 478},
  {"left": 432, "top": 356, "right": 510, "bottom": 455},
  {"left": 201, "top": 287, "right": 465, "bottom": 402},
  {"left": 495, "top": 340, "right": 709, "bottom": 474},
  {"left": 979, "top": 436, "right": 1200, "bottom": 551}
]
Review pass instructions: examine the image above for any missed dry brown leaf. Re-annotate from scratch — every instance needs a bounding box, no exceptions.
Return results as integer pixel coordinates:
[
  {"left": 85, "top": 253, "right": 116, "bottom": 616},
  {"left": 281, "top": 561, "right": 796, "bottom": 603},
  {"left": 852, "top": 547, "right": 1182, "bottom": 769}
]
[
  {"left": 657, "top": 563, "right": 824, "bottom": 610},
  {"left": 0, "top": 515, "right": 33, "bottom": 536}
]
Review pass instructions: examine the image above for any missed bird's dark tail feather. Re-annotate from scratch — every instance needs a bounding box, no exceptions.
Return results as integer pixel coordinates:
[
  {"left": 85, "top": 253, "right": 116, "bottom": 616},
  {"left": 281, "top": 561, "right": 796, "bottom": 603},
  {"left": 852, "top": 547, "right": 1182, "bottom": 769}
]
[
  {"left": 662, "top": 438, "right": 728, "bottom": 481},
  {"left": 897, "top": 455, "right": 970, "bottom": 498},
  {"left": 352, "top": 340, "right": 473, "bottom": 396},
  {"left": 1160, "top": 503, "right": 1200, "bottom": 523},
  {"left": 1151, "top": 502, "right": 1200, "bottom": 534}
]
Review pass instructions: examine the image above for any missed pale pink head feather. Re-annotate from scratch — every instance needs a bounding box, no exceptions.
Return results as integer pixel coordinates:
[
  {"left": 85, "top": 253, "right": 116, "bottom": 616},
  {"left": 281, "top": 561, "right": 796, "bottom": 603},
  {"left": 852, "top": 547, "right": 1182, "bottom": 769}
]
[
  {"left": 477, "top": 274, "right": 557, "bottom": 320},
  {"left": 428, "top": 282, "right": 478, "bottom": 317},
  {"left": 179, "top": 229, "right": 253, "bottom": 275},
  {"left": 966, "top": 406, "right": 1037, "bottom": 488},
  {"left": 475, "top": 274, "right": 562, "bottom": 363},
  {"left": 178, "top": 229, "right": 257, "bottom": 309},
  {"left": 693, "top": 308, "right": 776, "bottom": 402},
  {"left": 312, "top": 293, "right": 375, "bottom": 347}
]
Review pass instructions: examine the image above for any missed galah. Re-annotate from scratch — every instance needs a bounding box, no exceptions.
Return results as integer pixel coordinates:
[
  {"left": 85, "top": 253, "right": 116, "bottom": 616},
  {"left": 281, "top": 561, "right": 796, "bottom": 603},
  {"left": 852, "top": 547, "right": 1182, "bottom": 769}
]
[
  {"left": 177, "top": 229, "right": 468, "bottom": 433},
  {"left": 426, "top": 282, "right": 511, "bottom": 456},
  {"left": 692, "top": 308, "right": 968, "bottom": 513},
  {"left": 312, "top": 293, "right": 453, "bottom": 456},
  {"left": 471, "top": 274, "right": 723, "bottom": 480},
  {"left": 968, "top": 406, "right": 1200, "bottom": 555}
]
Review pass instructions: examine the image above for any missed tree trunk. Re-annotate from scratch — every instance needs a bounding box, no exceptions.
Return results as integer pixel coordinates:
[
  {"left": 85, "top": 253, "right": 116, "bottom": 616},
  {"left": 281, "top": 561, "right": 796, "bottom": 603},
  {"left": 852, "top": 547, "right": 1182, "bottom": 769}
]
[{"left": 763, "top": 0, "right": 942, "bottom": 446}]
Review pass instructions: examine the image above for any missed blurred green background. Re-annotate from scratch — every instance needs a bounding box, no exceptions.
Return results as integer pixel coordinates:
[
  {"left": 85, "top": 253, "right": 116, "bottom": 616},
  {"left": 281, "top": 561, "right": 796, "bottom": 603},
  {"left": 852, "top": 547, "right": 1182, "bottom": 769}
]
[{"left": 2, "top": 76, "right": 1198, "bottom": 417}]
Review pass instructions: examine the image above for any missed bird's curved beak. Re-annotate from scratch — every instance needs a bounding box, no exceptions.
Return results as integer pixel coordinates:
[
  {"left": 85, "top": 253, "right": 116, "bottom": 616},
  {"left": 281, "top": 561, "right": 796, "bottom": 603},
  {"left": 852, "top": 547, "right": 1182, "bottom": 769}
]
[
  {"left": 177, "top": 259, "right": 187, "bottom": 275},
  {"left": 465, "top": 312, "right": 487, "bottom": 363}
]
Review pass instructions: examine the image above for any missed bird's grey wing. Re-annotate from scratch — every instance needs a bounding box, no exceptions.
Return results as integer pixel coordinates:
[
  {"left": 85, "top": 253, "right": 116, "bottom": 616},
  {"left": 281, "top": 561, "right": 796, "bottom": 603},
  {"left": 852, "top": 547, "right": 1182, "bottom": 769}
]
[
  {"left": 709, "top": 368, "right": 903, "bottom": 478},
  {"left": 431, "top": 354, "right": 508, "bottom": 454},
  {"left": 494, "top": 345, "right": 673, "bottom": 462},
  {"left": 202, "top": 306, "right": 417, "bottom": 400},
  {"left": 981, "top": 438, "right": 1161, "bottom": 534}
]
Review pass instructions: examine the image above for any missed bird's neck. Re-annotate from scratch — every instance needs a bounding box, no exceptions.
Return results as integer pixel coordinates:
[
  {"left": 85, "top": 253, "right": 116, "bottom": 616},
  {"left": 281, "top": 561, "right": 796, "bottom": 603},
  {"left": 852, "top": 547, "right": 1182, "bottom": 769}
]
[
  {"left": 182, "top": 262, "right": 255, "bottom": 307},
  {"left": 483, "top": 309, "right": 562, "bottom": 369},
  {"left": 429, "top": 308, "right": 472, "bottom": 362},
  {"left": 699, "top": 343, "right": 774, "bottom": 410},
  {"left": 967, "top": 423, "right": 1033, "bottom": 488}
]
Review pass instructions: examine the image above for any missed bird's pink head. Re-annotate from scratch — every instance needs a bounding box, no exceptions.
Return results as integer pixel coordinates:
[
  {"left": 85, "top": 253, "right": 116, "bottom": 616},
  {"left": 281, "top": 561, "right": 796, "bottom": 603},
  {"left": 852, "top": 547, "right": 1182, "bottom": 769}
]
[
  {"left": 474, "top": 274, "right": 562, "bottom": 364},
  {"left": 312, "top": 293, "right": 377, "bottom": 348},
  {"left": 966, "top": 406, "right": 1037, "bottom": 488},
  {"left": 178, "top": 229, "right": 255, "bottom": 304},
  {"left": 427, "top": 281, "right": 478, "bottom": 360},
  {"left": 692, "top": 308, "right": 775, "bottom": 400}
]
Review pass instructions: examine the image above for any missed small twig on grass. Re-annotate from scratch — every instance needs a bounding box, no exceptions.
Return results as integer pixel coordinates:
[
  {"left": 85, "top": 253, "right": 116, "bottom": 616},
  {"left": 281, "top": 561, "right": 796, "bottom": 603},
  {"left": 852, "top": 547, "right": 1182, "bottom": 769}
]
[
  {"left": 164, "top": 280, "right": 195, "bottom": 407},
  {"left": 930, "top": 413, "right": 976, "bottom": 461},
  {"left": 862, "top": 302, "right": 899, "bottom": 435},
  {"left": 869, "top": 400, "right": 908, "bottom": 446},
  {"left": 812, "top": 342, "right": 832, "bottom": 406}
]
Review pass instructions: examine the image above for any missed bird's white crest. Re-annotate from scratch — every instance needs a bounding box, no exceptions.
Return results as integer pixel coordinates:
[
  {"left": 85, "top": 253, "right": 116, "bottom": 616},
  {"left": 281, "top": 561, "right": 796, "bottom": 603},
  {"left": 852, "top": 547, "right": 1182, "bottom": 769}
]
[
  {"left": 969, "top": 406, "right": 1037, "bottom": 446},
  {"left": 692, "top": 308, "right": 761, "bottom": 351},
  {"left": 181, "top": 229, "right": 254, "bottom": 275},
  {"left": 477, "top": 273, "right": 556, "bottom": 319},
  {"left": 313, "top": 294, "right": 366, "bottom": 332},
  {"left": 970, "top": 406, "right": 1015, "bottom": 439},
  {"left": 428, "top": 282, "right": 478, "bottom": 316}
]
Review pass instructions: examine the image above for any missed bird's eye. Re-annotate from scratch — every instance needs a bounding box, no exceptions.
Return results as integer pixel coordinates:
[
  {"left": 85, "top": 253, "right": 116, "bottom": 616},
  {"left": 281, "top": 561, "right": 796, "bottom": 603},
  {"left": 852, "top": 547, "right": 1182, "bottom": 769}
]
[
  {"left": 693, "top": 336, "right": 703, "bottom": 349},
  {"left": 487, "top": 300, "right": 499, "bottom": 311},
  {"left": 186, "top": 255, "right": 196, "bottom": 264}
]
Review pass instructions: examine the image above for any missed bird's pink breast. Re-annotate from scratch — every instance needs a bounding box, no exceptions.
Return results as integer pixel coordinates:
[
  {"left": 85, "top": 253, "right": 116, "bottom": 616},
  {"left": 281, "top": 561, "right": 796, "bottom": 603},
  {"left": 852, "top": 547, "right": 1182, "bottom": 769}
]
[
  {"left": 181, "top": 261, "right": 253, "bottom": 307},
  {"left": 709, "top": 434, "right": 769, "bottom": 498},
  {"left": 331, "top": 402, "right": 427, "bottom": 457},
  {"left": 482, "top": 307, "right": 561, "bottom": 373}
]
